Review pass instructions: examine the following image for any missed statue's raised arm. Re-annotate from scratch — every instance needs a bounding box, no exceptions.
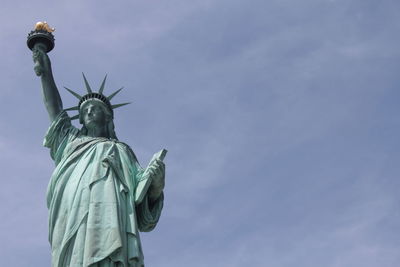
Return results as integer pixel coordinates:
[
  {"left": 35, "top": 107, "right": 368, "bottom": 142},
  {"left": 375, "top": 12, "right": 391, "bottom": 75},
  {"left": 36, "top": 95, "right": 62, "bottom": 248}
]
[{"left": 29, "top": 22, "right": 63, "bottom": 121}]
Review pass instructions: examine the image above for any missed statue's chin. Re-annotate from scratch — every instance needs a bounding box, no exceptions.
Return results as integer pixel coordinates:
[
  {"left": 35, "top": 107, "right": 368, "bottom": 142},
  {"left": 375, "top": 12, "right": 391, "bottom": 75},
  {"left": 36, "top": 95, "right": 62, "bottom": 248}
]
[
  {"left": 83, "top": 123, "right": 110, "bottom": 138},
  {"left": 84, "top": 120, "right": 104, "bottom": 128}
]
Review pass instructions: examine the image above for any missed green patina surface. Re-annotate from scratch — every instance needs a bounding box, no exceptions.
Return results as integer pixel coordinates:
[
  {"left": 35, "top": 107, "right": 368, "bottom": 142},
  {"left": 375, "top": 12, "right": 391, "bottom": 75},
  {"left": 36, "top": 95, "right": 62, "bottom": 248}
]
[{"left": 29, "top": 26, "right": 166, "bottom": 267}]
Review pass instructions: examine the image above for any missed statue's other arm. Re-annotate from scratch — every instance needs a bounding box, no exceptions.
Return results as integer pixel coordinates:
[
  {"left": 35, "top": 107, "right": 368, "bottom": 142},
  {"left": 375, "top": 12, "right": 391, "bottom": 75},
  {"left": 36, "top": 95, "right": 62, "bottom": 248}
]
[
  {"left": 147, "top": 159, "right": 165, "bottom": 203},
  {"left": 32, "top": 43, "right": 63, "bottom": 121}
]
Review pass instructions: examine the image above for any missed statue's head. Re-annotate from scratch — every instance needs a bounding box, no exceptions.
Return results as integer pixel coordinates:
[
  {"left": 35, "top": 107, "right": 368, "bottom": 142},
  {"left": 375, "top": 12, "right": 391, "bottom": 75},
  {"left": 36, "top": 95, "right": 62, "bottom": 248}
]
[
  {"left": 79, "top": 99, "right": 117, "bottom": 138},
  {"left": 64, "top": 73, "right": 130, "bottom": 139},
  {"left": 79, "top": 99, "right": 112, "bottom": 128}
]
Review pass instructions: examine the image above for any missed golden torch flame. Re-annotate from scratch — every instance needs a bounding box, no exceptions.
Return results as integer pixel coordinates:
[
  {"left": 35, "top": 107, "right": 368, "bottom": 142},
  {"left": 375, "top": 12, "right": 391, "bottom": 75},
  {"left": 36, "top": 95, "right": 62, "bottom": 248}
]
[{"left": 34, "top": 21, "right": 55, "bottom": 33}]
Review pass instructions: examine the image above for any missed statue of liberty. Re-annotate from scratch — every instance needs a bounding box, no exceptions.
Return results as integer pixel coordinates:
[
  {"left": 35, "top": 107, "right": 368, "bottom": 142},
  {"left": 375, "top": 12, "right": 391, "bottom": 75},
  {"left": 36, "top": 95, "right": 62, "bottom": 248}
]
[{"left": 28, "top": 22, "right": 166, "bottom": 267}]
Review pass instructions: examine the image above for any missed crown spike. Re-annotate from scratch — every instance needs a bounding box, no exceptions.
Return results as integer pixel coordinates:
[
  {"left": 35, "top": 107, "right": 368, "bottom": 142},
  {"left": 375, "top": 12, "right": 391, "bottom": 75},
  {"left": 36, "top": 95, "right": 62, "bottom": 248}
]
[
  {"left": 64, "top": 87, "right": 82, "bottom": 100},
  {"left": 112, "top": 102, "right": 131, "bottom": 109},
  {"left": 64, "top": 106, "right": 79, "bottom": 111},
  {"left": 107, "top": 87, "right": 124, "bottom": 100},
  {"left": 70, "top": 114, "right": 80, "bottom": 120},
  {"left": 65, "top": 75, "right": 130, "bottom": 116},
  {"left": 99, "top": 74, "right": 107, "bottom": 94},
  {"left": 82, "top": 73, "right": 92, "bottom": 93}
]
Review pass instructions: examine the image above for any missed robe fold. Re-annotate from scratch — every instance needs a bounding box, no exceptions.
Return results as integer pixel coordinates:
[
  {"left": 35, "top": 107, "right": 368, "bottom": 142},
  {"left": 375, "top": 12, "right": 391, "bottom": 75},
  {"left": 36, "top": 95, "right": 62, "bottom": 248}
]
[{"left": 44, "top": 111, "right": 163, "bottom": 267}]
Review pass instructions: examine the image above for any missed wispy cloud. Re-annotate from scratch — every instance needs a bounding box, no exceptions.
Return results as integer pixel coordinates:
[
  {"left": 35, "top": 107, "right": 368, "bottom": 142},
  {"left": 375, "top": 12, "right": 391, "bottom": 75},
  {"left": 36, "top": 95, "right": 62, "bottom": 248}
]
[{"left": 0, "top": 0, "right": 399, "bottom": 266}]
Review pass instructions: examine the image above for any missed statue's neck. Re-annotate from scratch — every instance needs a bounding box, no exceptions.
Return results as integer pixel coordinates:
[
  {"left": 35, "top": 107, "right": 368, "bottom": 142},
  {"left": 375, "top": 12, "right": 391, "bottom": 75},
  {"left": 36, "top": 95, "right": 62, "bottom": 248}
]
[{"left": 86, "top": 126, "right": 109, "bottom": 138}]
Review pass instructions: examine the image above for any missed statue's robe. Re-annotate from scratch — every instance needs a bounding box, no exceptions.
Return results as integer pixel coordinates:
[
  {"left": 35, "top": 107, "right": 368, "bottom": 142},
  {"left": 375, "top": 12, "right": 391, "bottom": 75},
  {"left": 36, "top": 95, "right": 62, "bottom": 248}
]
[{"left": 44, "top": 111, "right": 163, "bottom": 267}]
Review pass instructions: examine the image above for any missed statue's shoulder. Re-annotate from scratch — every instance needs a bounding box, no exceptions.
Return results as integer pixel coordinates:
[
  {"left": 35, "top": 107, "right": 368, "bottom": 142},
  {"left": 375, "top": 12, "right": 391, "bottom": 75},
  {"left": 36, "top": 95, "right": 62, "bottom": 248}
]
[
  {"left": 113, "top": 140, "right": 128, "bottom": 149},
  {"left": 114, "top": 140, "right": 138, "bottom": 161}
]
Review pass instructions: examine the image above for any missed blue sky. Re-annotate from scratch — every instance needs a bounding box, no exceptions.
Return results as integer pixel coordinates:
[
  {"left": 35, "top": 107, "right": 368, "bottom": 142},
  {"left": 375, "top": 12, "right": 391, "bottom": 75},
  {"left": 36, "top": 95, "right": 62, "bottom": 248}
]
[{"left": 0, "top": 0, "right": 399, "bottom": 266}]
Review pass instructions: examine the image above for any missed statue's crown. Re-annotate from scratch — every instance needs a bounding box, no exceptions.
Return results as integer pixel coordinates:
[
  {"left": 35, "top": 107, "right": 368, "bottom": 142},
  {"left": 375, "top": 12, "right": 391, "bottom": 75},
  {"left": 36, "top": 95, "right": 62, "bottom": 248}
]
[{"left": 64, "top": 73, "right": 130, "bottom": 121}]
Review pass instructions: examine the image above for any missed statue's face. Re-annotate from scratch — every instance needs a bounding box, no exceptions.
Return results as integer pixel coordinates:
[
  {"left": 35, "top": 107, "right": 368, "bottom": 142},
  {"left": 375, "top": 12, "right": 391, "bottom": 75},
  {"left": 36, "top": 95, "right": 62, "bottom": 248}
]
[{"left": 81, "top": 101, "right": 108, "bottom": 130}]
